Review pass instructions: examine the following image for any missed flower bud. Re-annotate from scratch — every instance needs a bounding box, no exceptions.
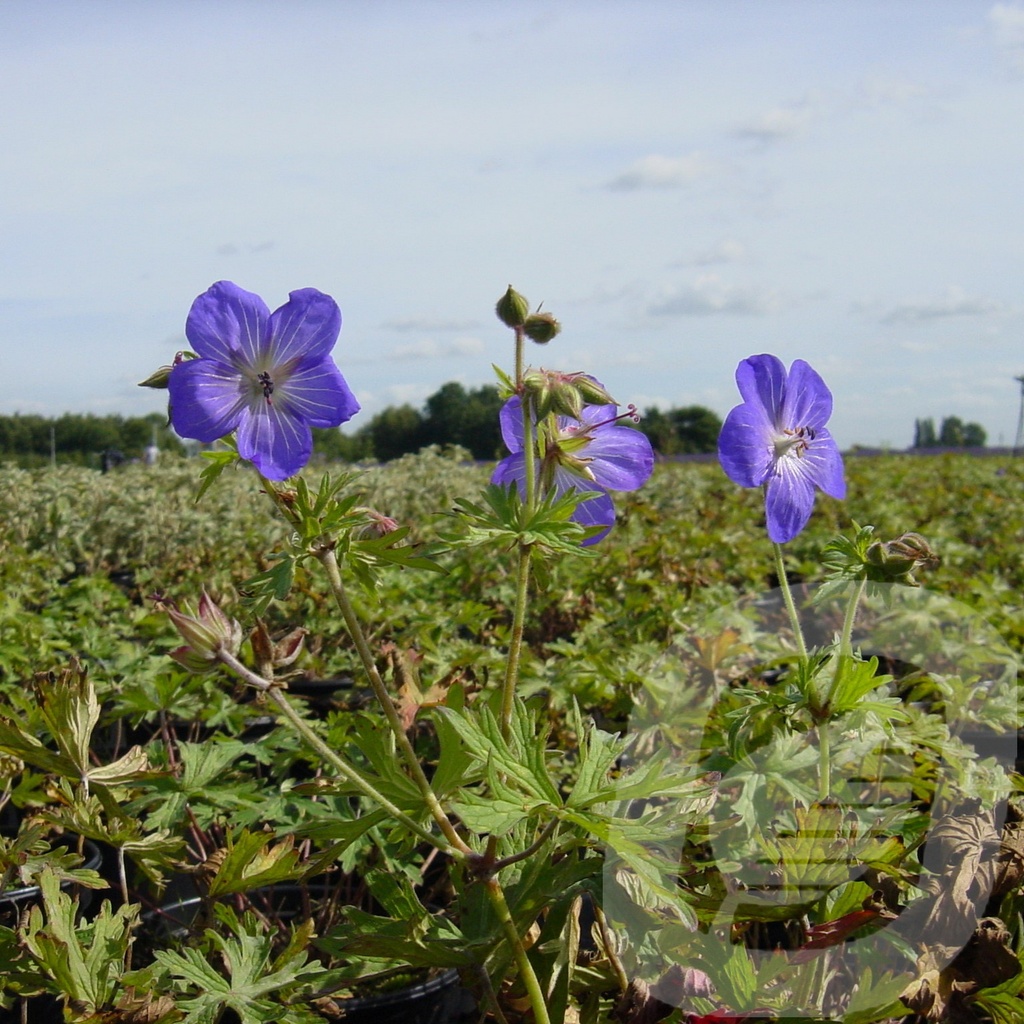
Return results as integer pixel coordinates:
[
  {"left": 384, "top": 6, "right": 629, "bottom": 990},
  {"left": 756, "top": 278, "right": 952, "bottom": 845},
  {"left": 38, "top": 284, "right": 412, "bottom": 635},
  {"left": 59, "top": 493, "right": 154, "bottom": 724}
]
[
  {"left": 138, "top": 365, "right": 173, "bottom": 390},
  {"left": 522, "top": 312, "right": 561, "bottom": 344},
  {"left": 865, "top": 532, "right": 939, "bottom": 586},
  {"left": 521, "top": 370, "right": 616, "bottom": 422},
  {"left": 355, "top": 508, "right": 400, "bottom": 540},
  {"left": 160, "top": 591, "right": 243, "bottom": 673},
  {"left": 138, "top": 351, "right": 198, "bottom": 389},
  {"left": 495, "top": 286, "right": 530, "bottom": 328}
]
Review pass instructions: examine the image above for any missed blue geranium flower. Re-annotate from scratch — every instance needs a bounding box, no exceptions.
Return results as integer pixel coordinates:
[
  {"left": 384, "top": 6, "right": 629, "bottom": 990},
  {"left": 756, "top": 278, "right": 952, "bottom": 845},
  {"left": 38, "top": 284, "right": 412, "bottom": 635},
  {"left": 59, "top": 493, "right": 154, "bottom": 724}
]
[
  {"left": 718, "top": 353, "right": 845, "bottom": 543},
  {"left": 169, "top": 281, "right": 360, "bottom": 480},
  {"left": 492, "top": 394, "right": 654, "bottom": 545}
]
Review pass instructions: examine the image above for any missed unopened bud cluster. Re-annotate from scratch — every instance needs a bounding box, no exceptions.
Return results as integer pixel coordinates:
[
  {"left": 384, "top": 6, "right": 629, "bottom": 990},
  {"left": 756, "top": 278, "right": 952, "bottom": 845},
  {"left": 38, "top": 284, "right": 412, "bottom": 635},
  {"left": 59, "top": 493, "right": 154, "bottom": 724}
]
[
  {"left": 522, "top": 370, "right": 616, "bottom": 421},
  {"left": 865, "top": 532, "right": 939, "bottom": 586},
  {"left": 495, "top": 286, "right": 561, "bottom": 344}
]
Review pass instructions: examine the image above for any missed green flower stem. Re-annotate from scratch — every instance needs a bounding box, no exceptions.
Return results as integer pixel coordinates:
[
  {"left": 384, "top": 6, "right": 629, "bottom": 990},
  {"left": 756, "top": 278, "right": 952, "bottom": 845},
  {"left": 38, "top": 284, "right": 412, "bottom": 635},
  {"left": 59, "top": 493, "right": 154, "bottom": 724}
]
[
  {"left": 484, "top": 877, "right": 552, "bottom": 1024},
  {"left": 500, "top": 543, "right": 532, "bottom": 740},
  {"left": 216, "top": 648, "right": 461, "bottom": 859},
  {"left": 315, "top": 547, "right": 473, "bottom": 857},
  {"left": 772, "top": 542, "right": 808, "bottom": 661},
  {"left": 838, "top": 578, "right": 866, "bottom": 660},
  {"left": 817, "top": 721, "right": 831, "bottom": 801}
]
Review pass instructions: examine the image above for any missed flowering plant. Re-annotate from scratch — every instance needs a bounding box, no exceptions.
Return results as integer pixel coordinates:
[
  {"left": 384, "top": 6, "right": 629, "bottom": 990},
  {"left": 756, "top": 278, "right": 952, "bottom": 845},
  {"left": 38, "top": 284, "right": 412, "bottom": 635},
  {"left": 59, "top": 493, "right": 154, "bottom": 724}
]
[{"left": 0, "top": 281, "right": 1018, "bottom": 1024}]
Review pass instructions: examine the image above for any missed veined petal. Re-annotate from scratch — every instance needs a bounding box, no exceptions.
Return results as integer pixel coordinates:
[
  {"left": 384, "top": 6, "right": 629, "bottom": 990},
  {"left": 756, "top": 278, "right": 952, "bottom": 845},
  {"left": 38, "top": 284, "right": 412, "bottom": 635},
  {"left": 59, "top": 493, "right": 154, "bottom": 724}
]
[
  {"left": 168, "top": 358, "right": 246, "bottom": 442},
  {"left": 718, "top": 404, "right": 773, "bottom": 488},
  {"left": 266, "top": 288, "right": 342, "bottom": 366},
  {"left": 798, "top": 430, "right": 846, "bottom": 499},
  {"left": 782, "top": 359, "right": 833, "bottom": 430},
  {"left": 571, "top": 491, "right": 616, "bottom": 546},
  {"left": 735, "top": 354, "right": 787, "bottom": 428},
  {"left": 583, "top": 424, "right": 654, "bottom": 491},
  {"left": 498, "top": 396, "right": 526, "bottom": 454},
  {"left": 491, "top": 451, "right": 526, "bottom": 490},
  {"left": 185, "top": 282, "right": 271, "bottom": 367},
  {"left": 764, "top": 461, "right": 817, "bottom": 544},
  {"left": 235, "top": 403, "right": 313, "bottom": 480},
  {"left": 278, "top": 359, "right": 360, "bottom": 429}
]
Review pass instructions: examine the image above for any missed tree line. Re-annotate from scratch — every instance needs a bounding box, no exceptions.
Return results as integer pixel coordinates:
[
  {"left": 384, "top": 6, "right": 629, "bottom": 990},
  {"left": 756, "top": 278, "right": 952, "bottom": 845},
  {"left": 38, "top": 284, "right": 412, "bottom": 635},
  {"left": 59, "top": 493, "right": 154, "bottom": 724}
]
[
  {"left": 0, "top": 412, "right": 184, "bottom": 468},
  {"left": 912, "top": 416, "right": 986, "bottom": 449},
  {"left": 313, "top": 382, "right": 725, "bottom": 462},
  {"left": 1, "top": 397, "right": 990, "bottom": 469}
]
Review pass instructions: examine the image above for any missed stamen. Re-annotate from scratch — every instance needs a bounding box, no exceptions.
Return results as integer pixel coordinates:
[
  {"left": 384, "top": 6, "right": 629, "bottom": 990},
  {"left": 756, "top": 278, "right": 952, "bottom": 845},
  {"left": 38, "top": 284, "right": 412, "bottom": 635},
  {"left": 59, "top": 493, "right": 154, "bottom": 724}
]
[
  {"left": 589, "top": 404, "right": 641, "bottom": 430},
  {"left": 257, "top": 371, "right": 275, "bottom": 405}
]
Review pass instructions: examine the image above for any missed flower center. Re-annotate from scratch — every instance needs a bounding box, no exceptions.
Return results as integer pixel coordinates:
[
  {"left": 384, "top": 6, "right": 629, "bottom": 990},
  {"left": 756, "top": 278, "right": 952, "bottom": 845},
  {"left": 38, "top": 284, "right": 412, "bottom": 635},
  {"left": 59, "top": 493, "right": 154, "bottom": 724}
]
[
  {"left": 773, "top": 425, "right": 816, "bottom": 460},
  {"left": 256, "top": 372, "right": 275, "bottom": 406}
]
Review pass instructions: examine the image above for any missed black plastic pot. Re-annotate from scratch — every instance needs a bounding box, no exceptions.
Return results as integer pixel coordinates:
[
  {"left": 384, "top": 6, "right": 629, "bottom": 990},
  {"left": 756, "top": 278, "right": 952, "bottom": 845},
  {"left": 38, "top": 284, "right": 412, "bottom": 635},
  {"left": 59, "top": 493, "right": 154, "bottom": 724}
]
[
  {"left": 142, "top": 888, "right": 475, "bottom": 1024},
  {"left": 0, "top": 836, "right": 105, "bottom": 929}
]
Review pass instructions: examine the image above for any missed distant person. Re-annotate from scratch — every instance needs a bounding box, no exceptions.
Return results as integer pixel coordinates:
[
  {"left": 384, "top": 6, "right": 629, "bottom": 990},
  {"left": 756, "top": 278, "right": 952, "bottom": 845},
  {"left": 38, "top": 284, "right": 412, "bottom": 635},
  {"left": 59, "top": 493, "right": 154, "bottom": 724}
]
[
  {"left": 101, "top": 448, "right": 124, "bottom": 473},
  {"left": 144, "top": 443, "right": 159, "bottom": 466}
]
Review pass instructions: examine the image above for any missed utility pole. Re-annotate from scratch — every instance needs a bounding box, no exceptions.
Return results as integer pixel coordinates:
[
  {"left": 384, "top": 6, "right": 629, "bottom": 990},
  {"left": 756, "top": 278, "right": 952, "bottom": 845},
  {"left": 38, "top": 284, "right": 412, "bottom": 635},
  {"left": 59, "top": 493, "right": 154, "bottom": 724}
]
[{"left": 1015, "top": 376, "right": 1024, "bottom": 456}]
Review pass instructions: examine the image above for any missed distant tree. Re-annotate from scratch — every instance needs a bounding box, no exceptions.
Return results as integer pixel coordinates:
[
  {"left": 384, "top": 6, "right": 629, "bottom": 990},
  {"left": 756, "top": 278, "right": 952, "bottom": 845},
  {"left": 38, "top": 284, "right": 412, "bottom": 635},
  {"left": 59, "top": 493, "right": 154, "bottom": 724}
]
[
  {"left": 670, "top": 406, "right": 723, "bottom": 454},
  {"left": 312, "top": 426, "right": 370, "bottom": 462},
  {"left": 422, "top": 382, "right": 503, "bottom": 459},
  {"left": 961, "top": 421, "right": 986, "bottom": 447},
  {"left": 913, "top": 415, "right": 985, "bottom": 449},
  {"left": 913, "top": 418, "right": 937, "bottom": 448},
  {"left": 367, "top": 404, "right": 425, "bottom": 461},
  {"left": 938, "top": 416, "right": 965, "bottom": 447},
  {"left": 637, "top": 404, "right": 722, "bottom": 455}
]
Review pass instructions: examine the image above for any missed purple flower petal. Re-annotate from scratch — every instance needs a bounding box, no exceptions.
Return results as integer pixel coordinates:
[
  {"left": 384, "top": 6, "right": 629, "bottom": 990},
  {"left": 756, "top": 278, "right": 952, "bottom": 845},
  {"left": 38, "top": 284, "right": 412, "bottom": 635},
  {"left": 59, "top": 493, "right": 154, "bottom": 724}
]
[
  {"left": 718, "top": 353, "right": 845, "bottom": 543},
  {"left": 266, "top": 288, "right": 342, "bottom": 366},
  {"left": 735, "top": 354, "right": 787, "bottom": 427},
  {"left": 172, "top": 282, "right": 359, "bottom": 478},
  {"left": 169, "top": 358, "right": 246, "bottom": 442},
  {"left": 765, "top": 462, "right": 816, "bottom": 544},
  {"left": 185, "top": 282, "right": 271, "bottom": 367},
  {"left": 572, "top": 491, "right": 616, "bottom": 546},
  {"left": 278, "top": 359, "right": 360, "bottom": 428},
  {"left": 799, "top": 430, "right": 846, "bottom": 499},
  {"left": 499, "top": 396, "right": 526, "bottom": 453},
  {"left": 578, "top": 422, "right": 654, "bottom": 491},
  {"left": 236, "top": 402, "right": 313, "bottom": 480},
  {"left": 491, "top": 451, "right": 525, "bottom": 491},
  {"left": 718, "top": 403, "right": 773, "bottom": 488},
  {"left": 782, "top": 359, "right": 833, "bottom": 430}
]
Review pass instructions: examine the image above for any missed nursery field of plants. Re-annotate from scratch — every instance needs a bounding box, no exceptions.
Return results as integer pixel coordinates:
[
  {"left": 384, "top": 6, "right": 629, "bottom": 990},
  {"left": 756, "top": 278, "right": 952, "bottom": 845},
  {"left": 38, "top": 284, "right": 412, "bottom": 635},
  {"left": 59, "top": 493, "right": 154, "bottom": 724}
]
[{"left": 0, "top": 447, "right": 1022, "bottom": 1023}]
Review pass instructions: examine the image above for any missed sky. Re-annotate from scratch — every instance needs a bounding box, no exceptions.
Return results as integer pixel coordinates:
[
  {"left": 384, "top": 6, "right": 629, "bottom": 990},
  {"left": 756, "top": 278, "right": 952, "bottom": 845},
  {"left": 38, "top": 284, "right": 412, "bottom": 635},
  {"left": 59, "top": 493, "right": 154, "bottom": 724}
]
[{"left": 2, "top": 0, "right": 1023, "bottom": 450}]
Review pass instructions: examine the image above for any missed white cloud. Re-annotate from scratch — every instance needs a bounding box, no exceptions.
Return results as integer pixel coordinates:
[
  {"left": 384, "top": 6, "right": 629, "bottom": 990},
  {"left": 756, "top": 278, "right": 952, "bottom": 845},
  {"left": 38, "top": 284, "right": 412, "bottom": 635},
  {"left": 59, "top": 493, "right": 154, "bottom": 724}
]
[
  {"left": 989, "top": 3, "right": 1024, "bottom": 71},
  {"left": 681, "top": 238, "right": 747, "bottom": 266},
  {"left": 734, "top": 102, "right": 814, "bottom": 143},
  {"left": 606, "top": 153, "right": 716, "bottom": 191},
  {"left": 880, "top": 285, "right": 999, "bottom": 324},
  {"left": 648, "top": 274, "right": 781, "bottom": 317},
  {"left": 390, "top": 336, "right": 485, "bottom": 360}
]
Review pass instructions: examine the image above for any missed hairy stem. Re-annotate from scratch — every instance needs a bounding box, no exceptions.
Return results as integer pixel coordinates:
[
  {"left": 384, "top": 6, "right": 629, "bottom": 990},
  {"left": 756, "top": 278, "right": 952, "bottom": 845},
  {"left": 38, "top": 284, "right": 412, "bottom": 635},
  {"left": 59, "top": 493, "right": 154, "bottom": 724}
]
[
  {"left": 772, "top": 541, "right": 808, "bottom": 662},
  {"left": 315, "top": 548, "right": 471, "bottom": 855},
  {"left": 216, "top": 648, "right": 462, "bottom": 858},
  {"left": 484, "top": 878, "right": 552, "bottom": 1024}
]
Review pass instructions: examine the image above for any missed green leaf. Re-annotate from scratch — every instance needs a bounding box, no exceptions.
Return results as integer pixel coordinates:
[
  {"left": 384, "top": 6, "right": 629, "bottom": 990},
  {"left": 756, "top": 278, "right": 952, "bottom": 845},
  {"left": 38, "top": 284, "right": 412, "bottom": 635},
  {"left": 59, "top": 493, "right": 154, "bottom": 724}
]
[
  {"left": 205, "top": 830, "right": 304, "bottom": 898},
  {"left": 194, "top": 444, "right": 240, "bottom": 503}
]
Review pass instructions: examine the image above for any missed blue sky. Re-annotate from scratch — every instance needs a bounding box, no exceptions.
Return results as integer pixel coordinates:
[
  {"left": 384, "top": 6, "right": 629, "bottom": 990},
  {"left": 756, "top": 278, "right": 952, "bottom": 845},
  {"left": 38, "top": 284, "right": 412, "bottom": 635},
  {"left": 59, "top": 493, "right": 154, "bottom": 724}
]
[{"left": 2, "top": 0, "right": 1023, "bottom": 449}]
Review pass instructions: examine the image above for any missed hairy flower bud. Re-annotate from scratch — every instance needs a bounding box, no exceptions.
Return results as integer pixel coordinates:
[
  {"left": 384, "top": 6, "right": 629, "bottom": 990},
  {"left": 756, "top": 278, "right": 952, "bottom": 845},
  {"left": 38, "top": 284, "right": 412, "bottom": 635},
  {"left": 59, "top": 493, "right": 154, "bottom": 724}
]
[
  {"left": 159, "top": 591, "right": 243, "bottom": 673},
  {"left": 495, "top": 285, "right": 530, "bottom": 328},
  {"left": 522, "top": 370, "right": 617, "bottom": 422},
  {"left": 522, "top": 312, "right": 561, "bottom": 344},
  {"left": 865, "top": 532, "right": 939, "bottom": 586},
  {"left": 355, "top": 508, "right": 400, "bottom": 540}
]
